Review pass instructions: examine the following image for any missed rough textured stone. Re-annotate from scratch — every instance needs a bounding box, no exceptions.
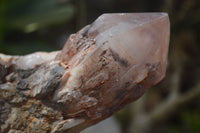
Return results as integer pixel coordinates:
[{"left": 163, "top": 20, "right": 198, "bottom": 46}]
[{"left": 0, "top": 13, "right": 170, "bottom": 133}]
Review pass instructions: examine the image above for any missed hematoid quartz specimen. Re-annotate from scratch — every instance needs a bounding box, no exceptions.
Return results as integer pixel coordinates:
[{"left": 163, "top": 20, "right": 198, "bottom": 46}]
[{"left": 0, "top": 13, "right": 170, "bottom": 133}]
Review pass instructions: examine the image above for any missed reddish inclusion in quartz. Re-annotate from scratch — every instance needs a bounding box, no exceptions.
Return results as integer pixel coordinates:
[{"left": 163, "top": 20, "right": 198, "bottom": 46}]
[{"left": 55, "top": 13, "right": 170, "bottom": 119}]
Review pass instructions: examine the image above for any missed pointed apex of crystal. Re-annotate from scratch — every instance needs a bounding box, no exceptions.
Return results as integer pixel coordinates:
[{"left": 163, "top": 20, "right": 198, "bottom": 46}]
[
  {"left": 86, "top": 12, "right": 170, "bottom": 84},
  {"left": 88, "top": 13, "right": 169, "bottom": 38}
]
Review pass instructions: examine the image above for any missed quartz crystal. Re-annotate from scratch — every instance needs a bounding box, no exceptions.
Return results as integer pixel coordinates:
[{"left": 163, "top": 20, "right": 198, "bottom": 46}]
[{"left": 55, "top": 13, "right": 170, "bottom": 119}]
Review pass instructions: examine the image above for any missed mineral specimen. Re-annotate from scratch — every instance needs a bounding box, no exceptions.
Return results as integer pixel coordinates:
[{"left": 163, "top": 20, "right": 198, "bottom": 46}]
[{"left": 0, "top": 13, "right": 170, "bottom": 133}]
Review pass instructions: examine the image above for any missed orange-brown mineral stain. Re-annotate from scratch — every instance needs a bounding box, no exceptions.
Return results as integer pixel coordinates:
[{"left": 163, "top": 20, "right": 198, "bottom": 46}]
[
  {"left": 59, "top": 62, "right": 69, "bottom": 69},
  {"left": 100, "top": 81, "right": 105, "bottom": 84},
  {"left": 88, "top": 46, "right": 96, "bottom": 53},
  {"left": 68, "top": 50, "right": 75, "bottom": 59},
  {"left": 94, "top": 81, "right": 105, "bottom": 87}
]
